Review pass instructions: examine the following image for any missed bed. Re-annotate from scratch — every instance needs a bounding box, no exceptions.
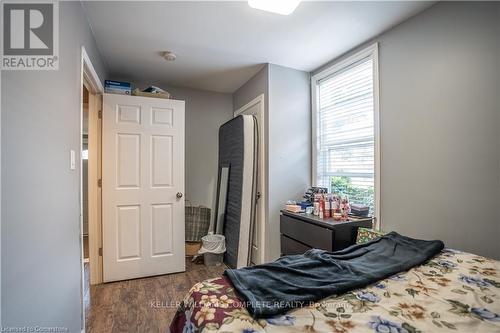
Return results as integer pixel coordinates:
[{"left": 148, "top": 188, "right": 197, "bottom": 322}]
[{"left": 170, "top": 248, "right": 499, "bottom": 332}]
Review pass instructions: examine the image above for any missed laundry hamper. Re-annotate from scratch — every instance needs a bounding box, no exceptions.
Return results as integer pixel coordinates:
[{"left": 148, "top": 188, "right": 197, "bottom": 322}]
[{"left": 185, "top": 203, "right": 211, "bottom": 256}]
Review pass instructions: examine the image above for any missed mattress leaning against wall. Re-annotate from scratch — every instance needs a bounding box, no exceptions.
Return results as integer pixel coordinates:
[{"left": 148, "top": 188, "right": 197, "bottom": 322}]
[{"left": 216, "top": 115, "right": 258, "bottom": 268}]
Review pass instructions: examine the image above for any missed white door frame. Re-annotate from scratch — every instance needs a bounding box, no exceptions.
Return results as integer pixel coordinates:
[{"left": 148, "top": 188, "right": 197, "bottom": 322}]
[
  {"left": 80, "top": 46, "right": 103, "bottom": 332},
  {"left": 234, "top": 94, "right": 266, "bottom": 265}
]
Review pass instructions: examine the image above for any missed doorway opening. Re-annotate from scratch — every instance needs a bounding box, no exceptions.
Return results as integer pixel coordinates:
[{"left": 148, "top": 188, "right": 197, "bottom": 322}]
[{"left": 80, "top": 47, "right": 104, "bottom": 331}]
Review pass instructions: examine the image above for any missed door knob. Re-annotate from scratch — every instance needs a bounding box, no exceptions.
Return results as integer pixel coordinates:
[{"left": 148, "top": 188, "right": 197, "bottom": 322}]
[{"left": 176, "top": 192, "right": 183, "bottom": 199}]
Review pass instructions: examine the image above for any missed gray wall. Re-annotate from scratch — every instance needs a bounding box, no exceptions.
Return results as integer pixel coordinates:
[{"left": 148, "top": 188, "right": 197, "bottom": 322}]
[
  {"left": 122, "top": 81, "right": 234, "bottom": 214},
  {"left": 267, "top": 64, "right": 310, "bottom": 261},
  {"left": 497, "top": 4, "right": 500, "bottom": 259},
  {"left": 167, "top": 86, "right": 233, "bottom": 213},
  {"left": 233, "top": 65, "right": 269, "bottom": 112},
  {"left": 314, "top": 2, "right": 500, "bottom": 259},
  {"left": 0, "top": 54, "right": 2, "bottom": 326},
  {"left": 233, "top": 64, "right": 310, "bottom": 262},
  {"left": 1, "top": 2, "right": 107, "bottom": 330}
]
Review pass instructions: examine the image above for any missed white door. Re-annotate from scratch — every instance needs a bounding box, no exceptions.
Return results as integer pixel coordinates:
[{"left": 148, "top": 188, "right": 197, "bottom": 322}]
[
  {"left": 234, "top": 94, "right": 265, "bottom": 265},
  {"left": 102, "top": 93, "right": 185, "bottom": 282}
]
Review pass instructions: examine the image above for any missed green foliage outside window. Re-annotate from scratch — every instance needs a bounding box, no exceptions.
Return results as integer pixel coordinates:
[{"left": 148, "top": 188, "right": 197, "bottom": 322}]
[{"left": 330, "top": 176, "right": 374, "bottom": 212}]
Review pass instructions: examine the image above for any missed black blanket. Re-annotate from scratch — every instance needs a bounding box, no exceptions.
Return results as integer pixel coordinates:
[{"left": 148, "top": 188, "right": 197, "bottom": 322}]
[{"left": 224, "top": 232, "right": 444, "bottom": 318}]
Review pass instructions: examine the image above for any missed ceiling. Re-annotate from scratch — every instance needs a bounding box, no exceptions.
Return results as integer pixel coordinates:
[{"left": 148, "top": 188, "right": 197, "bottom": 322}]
[{"left": 83, "top": 1, "right": 434, "bottom": 93}]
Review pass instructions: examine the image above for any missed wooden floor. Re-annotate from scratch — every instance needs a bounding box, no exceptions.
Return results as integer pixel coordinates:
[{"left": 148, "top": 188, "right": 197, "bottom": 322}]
[{"left": 84, "top": 259, "right": 226, "bottom": 333}]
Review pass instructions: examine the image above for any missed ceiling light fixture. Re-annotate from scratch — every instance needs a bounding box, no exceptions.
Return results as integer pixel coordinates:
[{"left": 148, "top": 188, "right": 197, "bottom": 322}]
[
  {"left": 248, "top": 0, "right": 301, "bottom": 15},
  {"left": 161, "top": 51, "right": 177, "bottom": 61}
]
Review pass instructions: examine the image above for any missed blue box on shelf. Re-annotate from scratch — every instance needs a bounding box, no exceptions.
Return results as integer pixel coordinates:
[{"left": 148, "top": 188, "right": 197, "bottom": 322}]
[
  {"left": 104, "top": 80, "right": 131, "bottom": 95},
  {"left": 299, "top": 201, "right": 312, "bottom": 210}
]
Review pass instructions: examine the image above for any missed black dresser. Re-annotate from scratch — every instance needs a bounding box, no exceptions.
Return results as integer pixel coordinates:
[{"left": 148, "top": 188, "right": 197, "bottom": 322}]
[{"left": 280, "top": 210, "right": 373, "bottom": 256}]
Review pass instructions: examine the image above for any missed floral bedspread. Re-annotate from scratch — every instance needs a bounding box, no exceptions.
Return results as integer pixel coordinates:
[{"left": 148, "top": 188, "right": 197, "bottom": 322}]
[{"left": 170, "top": 249, "right": 500, "bottom": 333}]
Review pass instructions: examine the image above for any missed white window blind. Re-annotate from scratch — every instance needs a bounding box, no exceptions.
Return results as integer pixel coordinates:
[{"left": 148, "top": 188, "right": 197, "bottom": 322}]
[{"left": 314, "top": 53, "right": 376, "bottom": 212}]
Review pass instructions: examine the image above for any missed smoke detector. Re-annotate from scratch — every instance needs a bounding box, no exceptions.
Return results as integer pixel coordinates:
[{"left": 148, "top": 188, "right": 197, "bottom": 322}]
[{"left": 161, "top": 51, "right": 177, "bottom": 61}]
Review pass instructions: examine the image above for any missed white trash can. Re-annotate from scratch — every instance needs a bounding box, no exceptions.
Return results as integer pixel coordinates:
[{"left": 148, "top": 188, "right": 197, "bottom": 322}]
[{"left": 198, "top": 234, "right": 226, "bottom": 266}]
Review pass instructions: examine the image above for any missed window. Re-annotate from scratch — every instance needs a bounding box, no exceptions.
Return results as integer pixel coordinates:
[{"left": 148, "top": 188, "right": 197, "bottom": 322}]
[{"left": 312, "top": 44, "right": 379, "bottom": 218}]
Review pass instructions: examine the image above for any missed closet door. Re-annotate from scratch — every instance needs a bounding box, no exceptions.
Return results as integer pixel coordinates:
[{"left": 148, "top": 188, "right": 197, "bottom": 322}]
[{"left": 102, "top": 93, "right": 185, "bottom": 282}]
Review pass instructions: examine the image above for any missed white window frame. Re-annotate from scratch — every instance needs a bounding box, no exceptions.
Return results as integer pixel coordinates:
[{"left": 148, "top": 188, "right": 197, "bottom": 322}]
[{"left": 311, "top": 43, "right": 381, "bottom": 227}]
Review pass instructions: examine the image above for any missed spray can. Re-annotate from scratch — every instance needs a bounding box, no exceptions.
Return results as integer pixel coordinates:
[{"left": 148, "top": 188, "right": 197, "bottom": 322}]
[
  {"left": 319, "top": 195, "right": 324, "bottom": 219},
  {"left": 324, "top": 194, "right": 331, "bottom": 218},
  {"left": 313, "top": 194, "right": 320, "bottom": 216}
]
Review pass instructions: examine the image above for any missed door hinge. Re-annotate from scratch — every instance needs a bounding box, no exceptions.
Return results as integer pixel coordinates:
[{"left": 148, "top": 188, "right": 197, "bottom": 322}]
[
  {"left": 98, "top": 247, "right": 103, "bottom": 256},
  {"left": 98, "top": 179, "right": 102, "bottom": 187},
  {"left": 98, "top": 110, "right": 102, "bottom": 119}
]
